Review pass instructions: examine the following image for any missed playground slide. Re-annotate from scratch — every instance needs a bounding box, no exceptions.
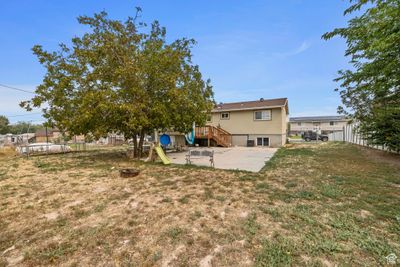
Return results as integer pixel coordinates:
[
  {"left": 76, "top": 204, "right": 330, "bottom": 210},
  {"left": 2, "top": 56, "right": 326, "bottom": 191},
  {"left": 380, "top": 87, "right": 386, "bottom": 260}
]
[
  {"left": 185, "top": 122, "right": 195, "bottom": 145},
  {"left": 155, "top": 146, "right": 171, "bottom": 165}
]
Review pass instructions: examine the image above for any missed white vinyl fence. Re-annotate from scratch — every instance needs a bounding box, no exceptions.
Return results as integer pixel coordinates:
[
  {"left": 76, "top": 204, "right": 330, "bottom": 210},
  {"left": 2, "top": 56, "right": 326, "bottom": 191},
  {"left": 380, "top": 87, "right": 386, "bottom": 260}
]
[{"left": 328, "top": 123, "right": 396, "bottom": 153}]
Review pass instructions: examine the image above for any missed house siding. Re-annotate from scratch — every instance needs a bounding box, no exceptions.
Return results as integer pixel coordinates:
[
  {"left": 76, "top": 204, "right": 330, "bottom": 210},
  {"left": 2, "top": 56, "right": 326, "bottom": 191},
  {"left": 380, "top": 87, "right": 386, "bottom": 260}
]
[
  {"left": 231, "top": 135, "right": 248, "bottom": 146},
  {"left": 207, "top": 107, "right": 287, "bottom": 147}
]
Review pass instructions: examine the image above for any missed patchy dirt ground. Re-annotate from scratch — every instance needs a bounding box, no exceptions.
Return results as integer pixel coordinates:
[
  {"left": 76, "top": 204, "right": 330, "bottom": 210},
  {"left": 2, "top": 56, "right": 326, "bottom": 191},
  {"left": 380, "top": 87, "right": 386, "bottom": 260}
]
[{"left": 0, "top": 143, "right": 399, "bottom": 266}]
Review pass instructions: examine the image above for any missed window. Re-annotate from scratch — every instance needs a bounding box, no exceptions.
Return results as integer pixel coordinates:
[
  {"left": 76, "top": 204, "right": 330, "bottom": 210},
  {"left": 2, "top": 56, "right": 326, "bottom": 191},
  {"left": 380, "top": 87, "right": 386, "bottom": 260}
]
[
  {"left": 313, "top": 122, "right": 320, "bottom": 126},
  {"left": 263, "top": 138, "right": 269, "bottom": 146},
  {"left": 206, "top": 114, "right": 212, "bottom": 122},
  {"left": 257, "top": 137, "right": 262, "bottom": 146},
  {"left": 254, "top": 110, "right": 271, "bottom": 120},
  {"left": 221, "top": 112, "right": 230, "bottom": 120},
  {"left": 329, "top": 121, "right": 336, "bottom": 126},
  {"left": 297, "top": 122, "right": 301, "bottom": 126},
  {"left": 256, "top": 137, "right": 269, "bottom": 146}
]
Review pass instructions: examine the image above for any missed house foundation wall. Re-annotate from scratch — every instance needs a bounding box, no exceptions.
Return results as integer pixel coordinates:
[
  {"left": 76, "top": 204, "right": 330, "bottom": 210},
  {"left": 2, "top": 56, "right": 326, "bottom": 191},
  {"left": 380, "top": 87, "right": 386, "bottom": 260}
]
[{"left": 230, "top": 134, "right": 285, "bottom": 147}]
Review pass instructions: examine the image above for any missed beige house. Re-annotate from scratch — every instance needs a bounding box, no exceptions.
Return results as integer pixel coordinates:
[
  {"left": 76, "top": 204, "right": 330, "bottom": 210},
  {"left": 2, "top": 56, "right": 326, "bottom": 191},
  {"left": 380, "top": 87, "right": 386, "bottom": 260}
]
[
  {"left": 289, "top": 116, "right": 349, "bottom": 135},
  {"left": 200, "top": 98, "right": 288, "bottom": 147}
]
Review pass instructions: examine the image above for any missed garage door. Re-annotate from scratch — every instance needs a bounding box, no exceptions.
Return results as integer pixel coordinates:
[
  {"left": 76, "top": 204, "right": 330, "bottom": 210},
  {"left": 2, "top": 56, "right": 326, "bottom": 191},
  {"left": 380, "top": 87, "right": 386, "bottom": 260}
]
[{"left": 231, "top": 135, "right": 247, "bottom": 146}]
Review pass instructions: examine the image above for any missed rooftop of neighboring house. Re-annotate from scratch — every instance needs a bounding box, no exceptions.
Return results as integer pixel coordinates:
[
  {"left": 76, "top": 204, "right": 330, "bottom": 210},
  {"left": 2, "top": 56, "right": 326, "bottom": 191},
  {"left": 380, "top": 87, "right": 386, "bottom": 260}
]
[
  {"left": 289, "top": 115, "right": 348, "bottom": 122},
  {"left": 35, "top": 128, "right": 59, "bottom": 137},
  {"left": 212, "top": 97, "right": 288, "bottom": 113},
  {"left": 1, "top": 133, "right": 36, "bottom": 137}
]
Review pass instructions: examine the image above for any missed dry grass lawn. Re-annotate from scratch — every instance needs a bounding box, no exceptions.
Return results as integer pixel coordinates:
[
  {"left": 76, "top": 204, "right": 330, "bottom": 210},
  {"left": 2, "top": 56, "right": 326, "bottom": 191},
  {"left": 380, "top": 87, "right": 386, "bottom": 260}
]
[{"left": 0, "top": 143, "right": 399, "bottom": 266}]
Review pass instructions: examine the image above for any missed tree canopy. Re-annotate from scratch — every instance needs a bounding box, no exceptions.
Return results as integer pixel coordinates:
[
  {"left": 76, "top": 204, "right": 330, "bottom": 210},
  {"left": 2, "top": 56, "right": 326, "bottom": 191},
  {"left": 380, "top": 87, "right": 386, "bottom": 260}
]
[
  {"left": 8, "top": 121, "right": 42, "bottom": 135},
  {"left": 0, "top": 117, "right": 42, "bottom": 135},
  {"left": 323, "top": 0, "right": 400, "bottom": 152},
  {"left": 0, "top": 115, "right": 10, "bottom": 134},
  {"left": 21, "top": 8, "right": 214, "bottom": 156}
]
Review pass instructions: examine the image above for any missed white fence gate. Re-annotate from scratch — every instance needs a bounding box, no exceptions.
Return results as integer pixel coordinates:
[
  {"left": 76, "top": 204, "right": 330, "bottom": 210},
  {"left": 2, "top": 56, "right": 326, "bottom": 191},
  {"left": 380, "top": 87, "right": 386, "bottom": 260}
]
[{"left": 328, "top": 123, "right": 396, "bottom": 153}]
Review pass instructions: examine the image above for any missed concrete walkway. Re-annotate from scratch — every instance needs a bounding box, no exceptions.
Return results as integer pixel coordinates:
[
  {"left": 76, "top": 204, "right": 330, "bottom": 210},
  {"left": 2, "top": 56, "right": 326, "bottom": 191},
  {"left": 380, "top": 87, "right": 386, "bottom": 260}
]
[{"left": 168, "top": 146, "right": 278, "bottom": 172}]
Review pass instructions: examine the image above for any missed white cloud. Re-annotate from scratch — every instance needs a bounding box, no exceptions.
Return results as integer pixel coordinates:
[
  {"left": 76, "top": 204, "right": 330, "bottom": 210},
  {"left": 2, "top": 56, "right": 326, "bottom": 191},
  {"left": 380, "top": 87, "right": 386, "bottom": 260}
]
[
  {"left": 197, "top": 31, "right": 261, "bottom": 54},
  {"left": 275, "top": 41, "right": 311, "bottom": 58}
]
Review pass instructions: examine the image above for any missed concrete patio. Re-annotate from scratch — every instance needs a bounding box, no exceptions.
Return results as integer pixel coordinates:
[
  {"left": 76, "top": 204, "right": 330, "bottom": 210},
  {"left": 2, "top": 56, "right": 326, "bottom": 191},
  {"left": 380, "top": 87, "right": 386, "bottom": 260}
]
[{"left": 168, "top": 146, "right": 278, "bottom": 172}]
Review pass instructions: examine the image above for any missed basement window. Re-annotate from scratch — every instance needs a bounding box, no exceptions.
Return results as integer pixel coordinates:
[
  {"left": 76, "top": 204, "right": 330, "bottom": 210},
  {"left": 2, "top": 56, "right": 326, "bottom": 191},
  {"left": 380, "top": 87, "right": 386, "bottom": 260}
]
[
  {"left": 257, "top": 137, "right": 270, "bottom": 146},
  {"left": 221, "top": 112, "right": 230, "bottom": 120}
]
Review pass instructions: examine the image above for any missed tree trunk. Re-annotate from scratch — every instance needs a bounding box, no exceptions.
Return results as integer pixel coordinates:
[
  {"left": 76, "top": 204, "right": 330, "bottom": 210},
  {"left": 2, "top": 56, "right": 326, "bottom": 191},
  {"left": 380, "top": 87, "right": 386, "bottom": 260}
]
[
  {"left": 138, "top": 130, "right": 145, "bottom": 158},
  {"left": 132, "top": 133, "right": 138, "bottom": 158}
]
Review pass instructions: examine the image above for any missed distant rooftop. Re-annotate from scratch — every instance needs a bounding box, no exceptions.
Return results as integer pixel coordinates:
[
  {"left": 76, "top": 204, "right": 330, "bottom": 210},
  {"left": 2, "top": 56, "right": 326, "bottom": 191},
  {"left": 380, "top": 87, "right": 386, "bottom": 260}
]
[
  {"left": 212, "top": 98, "right": 288, "bottom": 112},
  {"left": 35, "top": 128, "right": 59, "bottom": 137},
  {"left": 289, "top": 115, "right": 347, "bottom": 122}
]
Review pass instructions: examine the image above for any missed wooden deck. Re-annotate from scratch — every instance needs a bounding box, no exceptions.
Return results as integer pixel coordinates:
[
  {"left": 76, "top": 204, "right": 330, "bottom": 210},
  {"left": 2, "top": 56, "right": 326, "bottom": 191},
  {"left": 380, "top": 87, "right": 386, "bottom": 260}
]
[{"left": 195, "top": 126, "right": 232, "bottom": 147}]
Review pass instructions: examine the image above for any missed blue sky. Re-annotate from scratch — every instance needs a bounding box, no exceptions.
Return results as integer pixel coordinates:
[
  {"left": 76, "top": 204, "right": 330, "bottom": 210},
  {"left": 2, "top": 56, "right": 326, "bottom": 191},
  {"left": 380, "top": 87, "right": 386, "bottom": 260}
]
[{"left": 0, "top": 0, "right": 350, "bottom": 123}]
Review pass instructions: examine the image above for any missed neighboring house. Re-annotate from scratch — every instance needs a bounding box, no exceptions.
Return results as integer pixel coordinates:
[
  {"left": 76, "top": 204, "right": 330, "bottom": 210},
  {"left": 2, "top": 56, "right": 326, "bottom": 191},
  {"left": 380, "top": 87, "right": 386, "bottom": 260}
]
[
  {"left": 289, "top": 116, "right": 349, "bottom": 135},
  {"left": 200, "top": 98, "right": 289, "bottom": 147},
  {"left": 35, "top": 128, "right": 57, "bottom": 143},
  {"left": 0, "top": 133, "right": 35, "bottom": 146},
  {"left": 35, "top": 128, "right": 85, "bottom": 143}
]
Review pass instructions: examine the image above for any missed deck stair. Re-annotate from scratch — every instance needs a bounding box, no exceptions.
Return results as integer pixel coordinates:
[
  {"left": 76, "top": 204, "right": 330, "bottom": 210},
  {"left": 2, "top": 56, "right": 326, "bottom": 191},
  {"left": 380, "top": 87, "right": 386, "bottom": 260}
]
[{"left": 195, "top": 126, "right": 232, "bottom": 147}]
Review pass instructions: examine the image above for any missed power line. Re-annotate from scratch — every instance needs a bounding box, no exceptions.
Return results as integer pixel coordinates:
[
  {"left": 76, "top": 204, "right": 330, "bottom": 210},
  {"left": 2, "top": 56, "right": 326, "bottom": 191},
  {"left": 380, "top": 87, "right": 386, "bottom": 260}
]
[
  {"left": 20, "top": 119, "right": 45, "bottom": 123},
  {"left": 6, "top": 112, "right": 42, "bottom": 118},
  {"left": 9, "top": 119, "right": 45, "bottom": 124},
  {"left": 0, "top": 83, "right": 35, "bottom": 94}
]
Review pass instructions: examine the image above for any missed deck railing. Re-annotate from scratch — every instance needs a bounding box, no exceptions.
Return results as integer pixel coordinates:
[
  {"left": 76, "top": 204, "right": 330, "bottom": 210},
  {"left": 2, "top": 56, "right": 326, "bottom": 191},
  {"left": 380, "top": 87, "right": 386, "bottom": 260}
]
[{"left": 195, "top": 126, "right": 232, "bottom": 147}]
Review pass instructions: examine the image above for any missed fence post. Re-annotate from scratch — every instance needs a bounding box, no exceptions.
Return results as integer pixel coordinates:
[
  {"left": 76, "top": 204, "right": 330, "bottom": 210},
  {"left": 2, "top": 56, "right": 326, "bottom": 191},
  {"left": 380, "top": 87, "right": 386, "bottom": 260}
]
[
  {"left": 354, "top": 128, "right": 357, "bottom": 144},
  {"left": 342, "top": 126, "right": 345, "bottom": 142}
]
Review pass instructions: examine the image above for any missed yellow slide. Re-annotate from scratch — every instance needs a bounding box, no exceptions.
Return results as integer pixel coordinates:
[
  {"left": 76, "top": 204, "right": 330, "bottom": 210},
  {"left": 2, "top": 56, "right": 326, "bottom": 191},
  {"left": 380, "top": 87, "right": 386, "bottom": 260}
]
[{"left": 155, "top": 145, "right": 171, "bottom": 165}]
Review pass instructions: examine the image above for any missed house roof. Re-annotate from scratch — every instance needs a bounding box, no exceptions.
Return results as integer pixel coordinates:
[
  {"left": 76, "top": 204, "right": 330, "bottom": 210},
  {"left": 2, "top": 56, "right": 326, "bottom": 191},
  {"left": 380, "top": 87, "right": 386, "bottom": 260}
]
[
  {"left": 35, "top": 128, "right": 54, "bottom": 137},
  {"left": 212, "top": 98, "right": 288, "bottom": 113},
  {"left": 289, "top": 116, "right": 347, "bottom": 122}
]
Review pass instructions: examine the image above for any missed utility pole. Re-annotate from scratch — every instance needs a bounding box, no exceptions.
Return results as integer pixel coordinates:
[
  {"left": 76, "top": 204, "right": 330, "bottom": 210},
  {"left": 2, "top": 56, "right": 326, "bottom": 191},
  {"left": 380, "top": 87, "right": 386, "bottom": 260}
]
[
  {"left": 45, "top": 126, "right": 49, "bottom": 143},
  {"left": 26, "top": 121, "right": 31, "bottom": 144},
  {"left": 45, "top": 126, "right": 49, "bottom": 154}
]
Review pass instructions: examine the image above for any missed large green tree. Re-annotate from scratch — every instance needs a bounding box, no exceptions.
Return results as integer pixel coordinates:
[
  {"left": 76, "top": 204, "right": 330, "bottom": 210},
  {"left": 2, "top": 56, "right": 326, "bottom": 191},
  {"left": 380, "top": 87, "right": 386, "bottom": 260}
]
[
  {"left": 8, "top": 121, "right": 41, "bottom": 135},
  {"left": 0, "top": 115, "right": 10, "bottom": 134},
  {"left": 21, "top": 8, "right": 214, "bottom": 157},
  {"left": 323, "top": 0, "right": 400, "bottom": 152}
]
